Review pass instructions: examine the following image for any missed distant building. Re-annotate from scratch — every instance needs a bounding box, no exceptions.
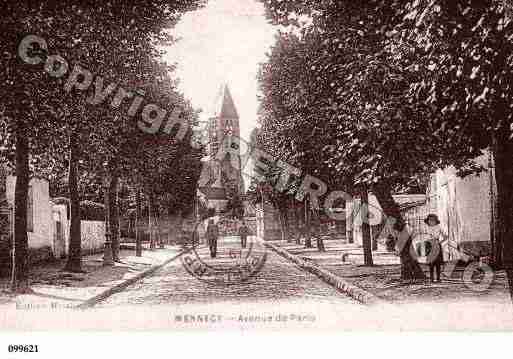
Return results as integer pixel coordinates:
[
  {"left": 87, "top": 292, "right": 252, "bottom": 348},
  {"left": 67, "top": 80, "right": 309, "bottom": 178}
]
[
  {"left": 242, "top": 195, "right": 258, "bottom": 236},
  {"left": 254, "top": 195, "right": 282, "bottom": 241},
  {"left": 346, "top": 193, "right": 427, "bottom": 247},
  {"left": 198, "top": 84, "right": 244, "bottom": 213}
]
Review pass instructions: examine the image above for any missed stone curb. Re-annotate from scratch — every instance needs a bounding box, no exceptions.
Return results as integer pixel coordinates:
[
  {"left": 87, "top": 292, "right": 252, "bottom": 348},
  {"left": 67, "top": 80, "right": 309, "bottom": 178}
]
[
  {"left": 265, "top": 243, "right": 383, "bottom": 306},
  {"left": 76, "top": 248, "right": 191, "bottom": 309}
]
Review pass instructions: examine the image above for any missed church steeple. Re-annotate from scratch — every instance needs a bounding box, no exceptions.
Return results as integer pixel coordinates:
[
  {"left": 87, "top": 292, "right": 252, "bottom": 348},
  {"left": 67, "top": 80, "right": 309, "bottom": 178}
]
[
  {"left": 212, "top": 84, "right": 239, "bottom": 119},
  {"left": 207, "top": 83, "right": 241, "bottom": 157},
  {"left": 199, "top": 84, "right": 243, "bottom": 212}
]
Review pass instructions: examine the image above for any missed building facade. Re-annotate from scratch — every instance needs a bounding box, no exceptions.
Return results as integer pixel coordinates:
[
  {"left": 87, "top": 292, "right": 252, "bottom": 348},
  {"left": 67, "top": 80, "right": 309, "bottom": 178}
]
[
  {"left": 0, "top": 172, "right": 55, "bottom": 275},
  {"left": 406, "top": 153, "right": 495, "bottom": 261},
  {"left": 347, "top": 152, "right": 496, "bottom": 261},
  {"left": 0, "top": 168, "right": 108, "bottom": 275}
]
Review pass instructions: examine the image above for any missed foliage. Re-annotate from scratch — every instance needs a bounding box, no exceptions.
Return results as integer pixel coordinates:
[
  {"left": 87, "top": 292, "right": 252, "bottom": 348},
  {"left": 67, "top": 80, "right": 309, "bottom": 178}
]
[
  {"left": 1, "top": 0, "right": 206, "bottom": 283},
  {"left": 80, "top": 200, "right": 105, "bottom": 221},
  {"left": 257, "top": 0, "right": 513, "bottom": 265}
]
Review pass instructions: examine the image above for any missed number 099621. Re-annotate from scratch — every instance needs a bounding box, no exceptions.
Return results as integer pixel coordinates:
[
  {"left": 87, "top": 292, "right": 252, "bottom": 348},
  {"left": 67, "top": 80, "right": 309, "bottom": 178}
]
[{"left": 8, "top": 345, "right": 39, "bottom": 353}]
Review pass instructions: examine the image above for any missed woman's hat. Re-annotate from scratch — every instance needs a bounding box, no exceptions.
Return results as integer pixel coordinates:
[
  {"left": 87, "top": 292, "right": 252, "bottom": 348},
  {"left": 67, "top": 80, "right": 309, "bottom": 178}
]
[{"left": 424, "top": 213, "right": 440, "bottom": 225}]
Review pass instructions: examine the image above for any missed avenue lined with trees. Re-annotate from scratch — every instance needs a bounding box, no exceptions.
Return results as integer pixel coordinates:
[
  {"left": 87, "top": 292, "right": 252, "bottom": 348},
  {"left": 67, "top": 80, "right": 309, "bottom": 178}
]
[
  {"left": 1, "top": 0, "right": 206, "bottom": 292},
  {"left": 254, "top": 0, "right": 513, "bottom": 279},
  {"left": 1, "top": 0, "right": 513, "bottom": 302}
]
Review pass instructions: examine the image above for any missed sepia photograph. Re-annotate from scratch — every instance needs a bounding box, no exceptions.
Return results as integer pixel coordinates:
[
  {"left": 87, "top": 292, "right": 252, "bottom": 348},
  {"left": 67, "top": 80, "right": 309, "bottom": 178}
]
[{"left": 1, "top": 0, "right": 513, "bottom": 355}]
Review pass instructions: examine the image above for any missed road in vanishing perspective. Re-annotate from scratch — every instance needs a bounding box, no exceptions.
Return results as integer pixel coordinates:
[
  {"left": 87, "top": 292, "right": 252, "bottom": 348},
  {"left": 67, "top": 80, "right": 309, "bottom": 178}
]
[
  {"left": 90, "top": 236, "right": 513, "bottom": 331},
  {"left": 98, "top": 236, "right": 355, "bottom": 310},
  {"left": 91, "top": 236, "right": 365, "bottom": 330}
]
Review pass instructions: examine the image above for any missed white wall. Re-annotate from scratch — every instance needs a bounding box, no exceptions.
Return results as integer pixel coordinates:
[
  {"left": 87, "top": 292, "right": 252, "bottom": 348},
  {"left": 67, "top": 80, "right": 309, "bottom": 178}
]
[
  {"left": 432, "top": 153, "right": 493, "bottom": 258},
  {"left": 77, "top": 221, "right": 106, "bottom": 254},
  {"left": 6, "top": 176, "right": 53, "bottom": 250},
  {"left": 55, "top": 205, "right": 106, "bottom": 255},
  {"left": 5, "top": 177, "right": 108, "bottom": 258}
]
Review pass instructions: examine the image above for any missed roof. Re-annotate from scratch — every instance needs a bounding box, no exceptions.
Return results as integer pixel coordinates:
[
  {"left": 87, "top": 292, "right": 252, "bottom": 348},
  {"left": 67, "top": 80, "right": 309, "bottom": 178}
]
[
  {"left": 391, "top": 194, "right": 427, "bottom": 205},
  {"left": 211, "top": 84, "right": 239, "bottom": 119},
  {"left": 399, "top": 199, "right": 427, "bottom": 212}
]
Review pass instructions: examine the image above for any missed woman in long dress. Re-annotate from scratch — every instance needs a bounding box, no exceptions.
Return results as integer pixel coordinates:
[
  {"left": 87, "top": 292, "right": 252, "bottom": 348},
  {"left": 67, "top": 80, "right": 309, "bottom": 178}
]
[{"left": 393, "top": 219, "right": 425, "bottom": 283}]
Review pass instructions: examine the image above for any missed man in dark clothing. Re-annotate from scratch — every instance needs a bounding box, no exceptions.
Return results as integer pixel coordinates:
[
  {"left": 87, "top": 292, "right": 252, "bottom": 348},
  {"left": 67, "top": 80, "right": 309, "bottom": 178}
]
[
  {"left": 206, "top": 219, "right": 219, "bottom": 258},
  {"left": 191, "top": 227, "right": 199, "bottom": 247},
  {"left": 238, "top": 221, "right": 250, "bottom": 249}
]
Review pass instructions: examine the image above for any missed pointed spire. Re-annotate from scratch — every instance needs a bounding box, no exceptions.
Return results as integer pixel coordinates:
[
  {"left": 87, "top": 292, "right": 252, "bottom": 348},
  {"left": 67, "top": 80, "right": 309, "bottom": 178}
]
[{"left": 212, "top": 84, "right": 239, "bottom": 119}]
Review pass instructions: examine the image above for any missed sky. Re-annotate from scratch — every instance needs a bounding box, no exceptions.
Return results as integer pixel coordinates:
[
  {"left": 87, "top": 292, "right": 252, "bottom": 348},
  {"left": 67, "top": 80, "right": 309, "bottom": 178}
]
[{"left": 164, "top": 0, "right": 278, "bottom": 142}]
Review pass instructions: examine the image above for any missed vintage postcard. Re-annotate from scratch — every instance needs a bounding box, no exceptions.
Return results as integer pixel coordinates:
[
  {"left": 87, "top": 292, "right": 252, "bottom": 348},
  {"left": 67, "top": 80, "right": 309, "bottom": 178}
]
[{"left": 1, "top": 0, "right": 513, "bottom": 345}]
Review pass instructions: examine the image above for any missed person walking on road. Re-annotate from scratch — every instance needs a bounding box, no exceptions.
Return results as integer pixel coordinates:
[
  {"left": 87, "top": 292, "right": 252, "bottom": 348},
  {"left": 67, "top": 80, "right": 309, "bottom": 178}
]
[
  {"left": 206, "top": 219, "right": 219, "bottom": 258},
  {"left": 239, "top": 221, "right": 250, "bottom": 249}
]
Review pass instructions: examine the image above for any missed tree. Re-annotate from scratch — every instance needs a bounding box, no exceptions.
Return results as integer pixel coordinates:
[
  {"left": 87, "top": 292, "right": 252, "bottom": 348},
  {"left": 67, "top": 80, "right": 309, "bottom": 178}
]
[
  {"left": 259, "top": 0, "right": 513, "bottom": 277},
  {"left": 257, "top": 1, "right": 442, "bottom": 274},
  {"left": 1, "top": 0, "right": 206, "bottom": 287},
  {"left": 1, "top": 3, "right": 64, "bottom": 289},
  {"left": 396, "top": 0, "right": 513, "bottom": 272}
]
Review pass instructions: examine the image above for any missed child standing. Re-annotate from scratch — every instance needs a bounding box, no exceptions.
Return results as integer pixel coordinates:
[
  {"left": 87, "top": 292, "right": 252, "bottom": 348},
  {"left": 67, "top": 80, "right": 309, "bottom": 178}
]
[{"left": 424, "top": 214, "right": 444, "bottom": 283}]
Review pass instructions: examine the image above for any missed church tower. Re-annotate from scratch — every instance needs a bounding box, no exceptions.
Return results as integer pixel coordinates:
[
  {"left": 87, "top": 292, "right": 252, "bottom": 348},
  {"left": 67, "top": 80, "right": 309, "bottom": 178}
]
[
  {"left": 207, "top": 84, "right": 240, "bottom": 158},
  {"left": 200, "top": 84, "right": 244, "bottom": 213}
]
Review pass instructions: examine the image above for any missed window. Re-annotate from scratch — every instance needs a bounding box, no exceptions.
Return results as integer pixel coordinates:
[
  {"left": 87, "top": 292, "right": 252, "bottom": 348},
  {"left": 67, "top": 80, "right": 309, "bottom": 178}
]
[{"left": 27, "top": 185, "right": 33, "bottom": 233}]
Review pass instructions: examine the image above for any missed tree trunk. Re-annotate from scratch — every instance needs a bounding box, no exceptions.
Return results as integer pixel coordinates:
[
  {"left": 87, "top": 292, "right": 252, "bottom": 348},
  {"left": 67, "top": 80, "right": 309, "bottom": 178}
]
[
  {"left": 148, "top": 193, "right": 155, "bottom": 250},
  {"left": 372, "top": 182, "right": 402, "bottom": 224},
  {"left": 489, "top": 149, "right": 500, "bottom": 267},
  {"left": 294, "top": 200, "right": 301, "bottom": 245},
  {"left": 314, "top": 211, "right": 325, "bottom": 252},
  {"left": 11, "top": 125, "right": 30, "bottom": 293},
  {"left": 304, "top": 198, "right": 312, "bottom": 248},
  {"left": 283, "top": 203, "right": 291, "bottom": 243},
  {"left": 167, "top": 208, "right": 174, "bottom": 246},
  {"left": 156, "top": 212, "right": 164, "bottom": 249},
  {"left": 373, "top": 182, "right": 425, "bottom": 279},
  {"left": 493, "top": 130, "right": 513, "bottom": 300},
  {"left": 278, "top": 210, "right": 286, "bottom": 242},
  {"left": 135, "top": 187, "right": 142, "bottom": 257},
  {"left": 108, "top": 173, "right": 120, "bottom": 262},
  {"left": 360, "top": 189, "right": 373, "bottom": 266},
  {"left": 372, "top": 227, "right": 378, "bottom": 251},
  {"left": 64, "top": 136, "right": 82, "bottom": 273},
  {"left": 346, "top": 200, "right": 354, "bottom": 244}
]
